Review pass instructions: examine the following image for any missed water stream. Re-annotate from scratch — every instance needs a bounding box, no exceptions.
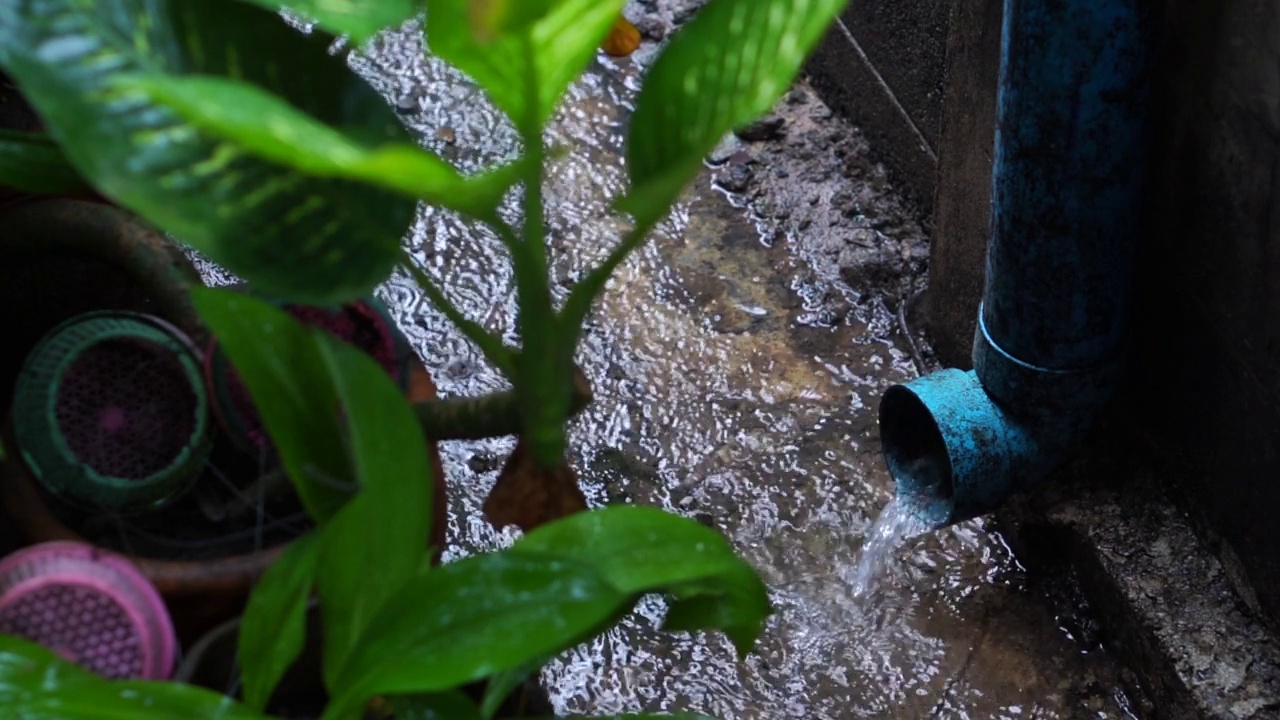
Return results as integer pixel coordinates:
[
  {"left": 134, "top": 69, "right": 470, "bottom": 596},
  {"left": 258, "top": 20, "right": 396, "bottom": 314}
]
[{"left": 848, "top": 497, "right": 932, "bottom": 599}]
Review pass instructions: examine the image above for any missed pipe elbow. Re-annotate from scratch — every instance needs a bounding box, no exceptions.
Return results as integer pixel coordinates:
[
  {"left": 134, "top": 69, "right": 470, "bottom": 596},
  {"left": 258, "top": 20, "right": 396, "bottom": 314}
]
[{"left": 878, "top": 320, "right": 1123, "bottom": 530}]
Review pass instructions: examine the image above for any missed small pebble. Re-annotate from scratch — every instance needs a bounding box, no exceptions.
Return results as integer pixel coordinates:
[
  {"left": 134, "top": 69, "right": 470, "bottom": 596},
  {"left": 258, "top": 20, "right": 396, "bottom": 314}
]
[
  {"left": 673, "top": 5, "right": 700, "bottom": 25},
  {"left": 444, "top": 358, "right": 474, "bottom": 380},
  {"left": 467, "top": 453, "right": 500, "bottom": 474},
  {"left": 395, "top": 94, "right": 419, "bottom": 114},
  {"left": 717, "top": 163, "right": 753, "bottom": 193},
  {"left": 735, "top": 115, "right": 786, "bottom": 142},
  {"left": 633, "top": 16, "right": 667, "bottom": 41},
  {"left": 707, "top": 133, "right": 744, "bottom": 165}
]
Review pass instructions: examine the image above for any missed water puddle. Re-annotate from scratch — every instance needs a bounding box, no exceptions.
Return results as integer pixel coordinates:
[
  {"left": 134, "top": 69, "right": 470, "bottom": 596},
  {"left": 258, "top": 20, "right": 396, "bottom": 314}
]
[{"left": 186, "top": 12, "right": 1144, "bottom": 719}]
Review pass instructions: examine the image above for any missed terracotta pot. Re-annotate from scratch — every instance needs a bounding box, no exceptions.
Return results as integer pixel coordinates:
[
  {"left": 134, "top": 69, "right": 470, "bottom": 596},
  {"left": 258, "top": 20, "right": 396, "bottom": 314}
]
[
  {"left": 0, "top": 359, "right": 448, "bottom": 647},
  {"left": 176, "top": 604, "right": 555, "bottom": 719},
  {"left": 0, "top": 198, "right": 207, "bottom": 411}
]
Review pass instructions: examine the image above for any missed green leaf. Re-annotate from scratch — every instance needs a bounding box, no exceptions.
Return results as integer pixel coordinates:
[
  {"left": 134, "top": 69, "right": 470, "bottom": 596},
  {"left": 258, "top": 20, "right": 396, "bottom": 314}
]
[
  {"left": 123, "top": 74, "right": 517, "bottom": 220},
  {"left": 424, "top": 0, "right": 627, "bottom": 129},
  {"left": 660, "top": 565, "right": 770, "bottom": 652},
  {"left": 233, "top": 0, "right": 419, "bottom": 44},
  {"left": 323, "top": 553, "right": 629, "bottom": 720},
  {"left": 512, "top": 506, "right": 771, "bottom": 656},
  {"left": 312, "top": 331, "right": 435, "bottom": 690},
  {"left": 0, "top": 635, "right": 270, "bottom": 719},
  {"left": 192, "top": 288, "right": 352, "bottom": 521},
  {"left": 0, "top": 0, "right": 417, "bottom": 304},
  {"left": 479, "top": 659, "right": 544, "bottom": 720},
  {"left": 239, "top": 532, "right": 321, "bottom": 712},
  {"left": 468, "top": 0, "right": 558, "bottom": 40},
  {"left": 623, "top": 0, "right": 849, "bottom": 225},
  {"left": 388, "top": 691, "right": 483, "bottom": 720},
  {"left": 0, "top": 129, "right": 91, "bottom": 195}
]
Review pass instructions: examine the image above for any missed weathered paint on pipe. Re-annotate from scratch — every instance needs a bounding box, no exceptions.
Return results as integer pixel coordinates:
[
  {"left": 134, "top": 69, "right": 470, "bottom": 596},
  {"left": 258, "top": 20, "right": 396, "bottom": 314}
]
[{"left": 878, "top": 0, "right": 1153, "bottom": 528}]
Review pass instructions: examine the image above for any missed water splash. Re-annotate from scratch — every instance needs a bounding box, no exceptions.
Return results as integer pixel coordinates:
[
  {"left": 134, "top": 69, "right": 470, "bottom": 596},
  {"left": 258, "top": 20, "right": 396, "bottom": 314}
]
[{"left": 848, "top": 496, "right": 932, "bottom": 598}]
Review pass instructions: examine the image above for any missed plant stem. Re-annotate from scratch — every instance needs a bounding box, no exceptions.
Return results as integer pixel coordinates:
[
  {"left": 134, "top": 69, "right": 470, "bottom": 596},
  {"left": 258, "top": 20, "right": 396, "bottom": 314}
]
[
  {"left": 414, "top": 365, "right": 593, "bottom": 440},
  {"left": 510, "top": 36, "right": 572, "bottom": 468},
  {"left": 401, "top": 255, "right": 515, "bottom": 376}
]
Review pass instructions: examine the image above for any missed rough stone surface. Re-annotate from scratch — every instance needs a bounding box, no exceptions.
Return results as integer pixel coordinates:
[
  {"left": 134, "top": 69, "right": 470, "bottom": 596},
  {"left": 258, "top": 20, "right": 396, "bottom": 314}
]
[
  {"left": 702, "top": 78, "right": 931, "bottom": 306},
  {"left": 997, "top": 421, "right": 1280, "bottom": 720}
]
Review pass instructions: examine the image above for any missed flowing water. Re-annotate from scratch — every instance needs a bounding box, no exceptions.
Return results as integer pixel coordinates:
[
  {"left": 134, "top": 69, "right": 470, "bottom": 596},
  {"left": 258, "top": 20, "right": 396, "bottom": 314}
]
[
  {"left": 848, "top": 497, "right": 932, "bottom": 599},
  {"left": 186, "top": 8, "right": 1145, "bottom": 718}
]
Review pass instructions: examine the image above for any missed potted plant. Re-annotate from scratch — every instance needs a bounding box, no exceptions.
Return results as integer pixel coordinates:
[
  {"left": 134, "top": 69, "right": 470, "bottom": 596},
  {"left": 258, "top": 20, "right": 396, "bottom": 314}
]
[
  {"left": 0, "top": 0, "right": 850, "bottom": 715},
  {"left": 0, "top": 288, "right": 773, "bottom": 720}
]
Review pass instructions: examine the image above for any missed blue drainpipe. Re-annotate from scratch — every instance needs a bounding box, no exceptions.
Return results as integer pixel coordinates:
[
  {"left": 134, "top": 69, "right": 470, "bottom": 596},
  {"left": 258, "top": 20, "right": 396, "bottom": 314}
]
[{"left": 878, "top": 0, "right": 1154, "bottom": 528}]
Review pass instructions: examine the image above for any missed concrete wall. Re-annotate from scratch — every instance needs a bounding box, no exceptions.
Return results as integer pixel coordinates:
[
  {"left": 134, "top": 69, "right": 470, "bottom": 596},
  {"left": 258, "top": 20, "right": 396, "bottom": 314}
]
[
  {"left": 1126, "top": 0, "right": 1280, "bottom": 625},
  {"left": 889, "top": 0, "right": 1280, "bottom": 628},
  {"left": 805, "top": 0, "right": 996, "bottom": 366},
  {"left": 804, "top": 0, "right": 948, "bottom": 217},
  {"left": 916, "top": 0, "right": 1002, "bottom": 367}
]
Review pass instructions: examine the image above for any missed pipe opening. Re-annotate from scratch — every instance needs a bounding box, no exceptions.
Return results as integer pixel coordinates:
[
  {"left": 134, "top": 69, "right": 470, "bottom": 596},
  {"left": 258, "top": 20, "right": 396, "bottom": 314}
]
[{"left": 879, "top": 385, "right": 954, "bottom": 528}]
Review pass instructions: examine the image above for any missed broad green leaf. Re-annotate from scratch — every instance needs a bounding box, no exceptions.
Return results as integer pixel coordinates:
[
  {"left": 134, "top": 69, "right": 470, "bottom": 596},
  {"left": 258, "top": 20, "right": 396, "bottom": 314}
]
[
  {"left": 323, "top": 553, "right": 628, "bottom": 720},
  {"left": 479, "top": 658, "right": 544, "bottom": 720},
  {"left": 313, "top": 332, "right": 435, "bottom": 691},
  {"left": 468, "top": 0, "right": 558, "bottom": 40},
  {"left": 233, "top": 0, "right": 419, "bottom": 44},
  {"left": 512, "top": 506, "right": 771, "bottom": 656},
  {"left": 0, "top": 0, "right": 416, "bottom": 304},
  {"left": 192, "top": 288, "right": 352, "bottom": 520},
  {"left": 0, "top": 635, "right": 269, "bottom": 719},
  {"left": 125, "top": 74, "right": 517, "bottom": 219},
  {"left": 388, "top": 691, "right": 483, "bottom": 720},
  {"left": 0, "top": 129, "right": 91, "bottom": 195},
  {"left": 623, "top": 0, "right": 849, "bottom": 224},
  {"left": 425, "top": 0, "right": 627, "bottom": 129},
  {"left": 661, "top": 564, "right": 772, "bottom": 653},
  {"left": 239, "top": 532, "right": 321, "bottom": 712}
]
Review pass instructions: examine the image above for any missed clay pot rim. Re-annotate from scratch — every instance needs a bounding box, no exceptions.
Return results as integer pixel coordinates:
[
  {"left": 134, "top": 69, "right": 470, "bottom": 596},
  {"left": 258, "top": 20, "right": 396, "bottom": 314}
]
[{"left": 0, "top": 197, "right": 208, "bottom": 344}]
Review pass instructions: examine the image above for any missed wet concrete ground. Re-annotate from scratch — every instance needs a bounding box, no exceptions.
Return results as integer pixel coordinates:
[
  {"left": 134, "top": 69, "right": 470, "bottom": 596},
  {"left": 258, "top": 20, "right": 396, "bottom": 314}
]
[{"left": 195, "top": 8, "right": 1145, "bottom": 719}]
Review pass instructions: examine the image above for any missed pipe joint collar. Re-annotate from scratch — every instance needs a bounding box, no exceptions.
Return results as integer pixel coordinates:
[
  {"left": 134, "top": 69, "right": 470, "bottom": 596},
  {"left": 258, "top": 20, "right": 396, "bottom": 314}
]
[{"left": 972, "top": 306, "right": 1124, "bottom": 414}]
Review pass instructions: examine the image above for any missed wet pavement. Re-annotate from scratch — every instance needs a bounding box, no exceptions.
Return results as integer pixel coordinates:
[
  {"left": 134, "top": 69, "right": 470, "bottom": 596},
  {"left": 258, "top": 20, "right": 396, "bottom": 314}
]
[{"left": 192, "top": 9, "right": 1144, "bottom": 719}]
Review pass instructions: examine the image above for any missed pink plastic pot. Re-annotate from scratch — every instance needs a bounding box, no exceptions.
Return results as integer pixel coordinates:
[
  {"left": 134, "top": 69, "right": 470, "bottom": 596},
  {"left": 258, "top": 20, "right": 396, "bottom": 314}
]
[{"left": 0, "top": 541, "right": 176, "bottom": 679}]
